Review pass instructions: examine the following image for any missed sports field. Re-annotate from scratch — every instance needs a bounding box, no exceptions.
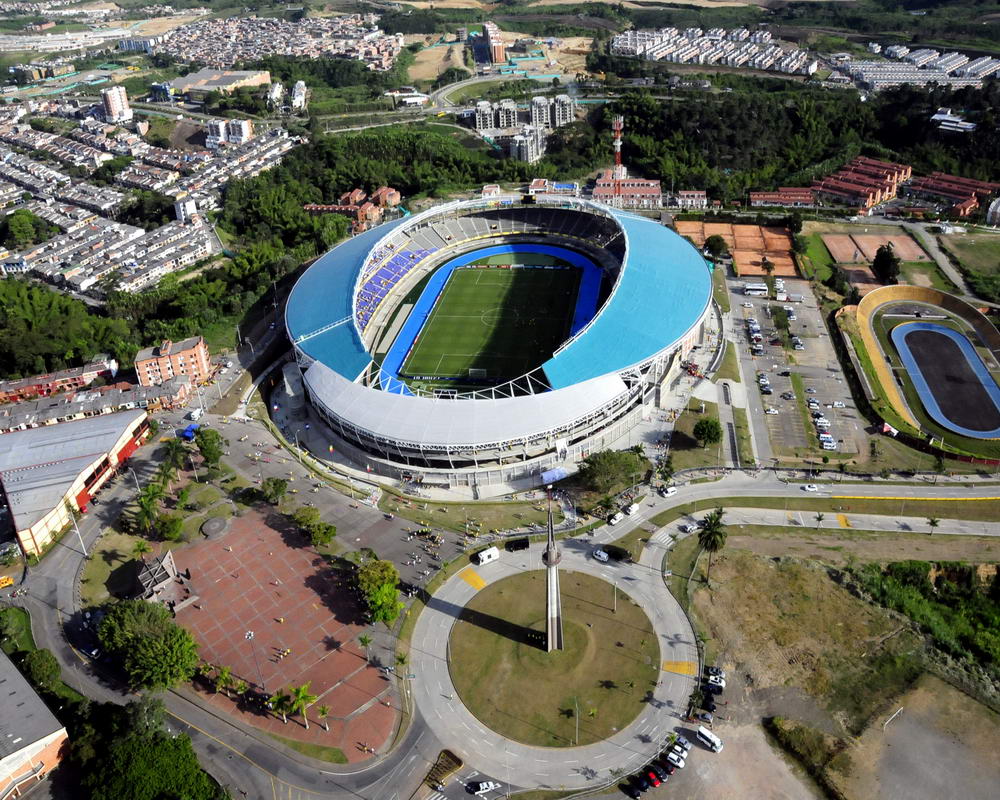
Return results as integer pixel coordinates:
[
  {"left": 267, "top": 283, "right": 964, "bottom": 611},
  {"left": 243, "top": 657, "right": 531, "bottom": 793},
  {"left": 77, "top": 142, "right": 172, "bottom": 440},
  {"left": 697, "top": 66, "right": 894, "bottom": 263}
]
[{"left": 401, "top": 266, "right": 580, "bottom": 384}]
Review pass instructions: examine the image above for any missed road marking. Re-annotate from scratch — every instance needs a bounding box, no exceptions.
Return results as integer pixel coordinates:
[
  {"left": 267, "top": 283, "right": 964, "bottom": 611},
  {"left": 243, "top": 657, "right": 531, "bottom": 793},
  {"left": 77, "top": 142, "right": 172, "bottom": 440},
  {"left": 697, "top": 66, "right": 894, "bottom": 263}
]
[
  {"left": 459, "top": 567, "right": 486, "bottom": 590},
  {"left": 662, "top": 660, "right": 697, "bottom": 676},
  {"left": 837, "top": 513, "right": 852, "bottom": 528}
]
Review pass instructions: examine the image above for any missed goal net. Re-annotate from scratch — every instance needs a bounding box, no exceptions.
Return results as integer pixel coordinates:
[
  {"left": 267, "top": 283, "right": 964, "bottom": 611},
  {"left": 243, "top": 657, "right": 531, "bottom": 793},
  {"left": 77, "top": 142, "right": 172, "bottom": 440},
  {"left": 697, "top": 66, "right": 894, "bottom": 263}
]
[{"left": 468, "top": 368, "right": 488, "bottom": 379}]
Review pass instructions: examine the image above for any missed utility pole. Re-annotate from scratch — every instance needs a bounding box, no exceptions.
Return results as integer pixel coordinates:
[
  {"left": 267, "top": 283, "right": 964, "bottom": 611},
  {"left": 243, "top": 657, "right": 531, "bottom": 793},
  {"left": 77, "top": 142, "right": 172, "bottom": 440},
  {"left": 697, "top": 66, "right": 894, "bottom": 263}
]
[{"left": 71, "top": 512, "right": 87, "bottom": 557}]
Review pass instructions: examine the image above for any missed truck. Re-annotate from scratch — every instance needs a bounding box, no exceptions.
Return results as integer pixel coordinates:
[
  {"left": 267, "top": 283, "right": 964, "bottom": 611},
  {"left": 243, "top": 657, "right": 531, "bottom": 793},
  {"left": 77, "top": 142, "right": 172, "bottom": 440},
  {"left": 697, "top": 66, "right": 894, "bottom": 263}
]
[
  {"left": 775, "top": 291, "right": 788, "bottom": 302},
  {"left": 188, "top": 407, "right": 204, "bottom": 421},
  {"left": 180, "top": 424, "right": 200, "bottom": 442}
]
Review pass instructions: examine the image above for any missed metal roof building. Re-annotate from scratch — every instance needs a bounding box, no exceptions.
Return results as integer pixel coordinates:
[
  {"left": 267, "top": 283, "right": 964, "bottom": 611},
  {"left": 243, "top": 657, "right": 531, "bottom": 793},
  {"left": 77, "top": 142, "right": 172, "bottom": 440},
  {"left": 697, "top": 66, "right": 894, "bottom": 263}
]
[{"left": 0, "top": 410, "right": 149, "bottom": 556}]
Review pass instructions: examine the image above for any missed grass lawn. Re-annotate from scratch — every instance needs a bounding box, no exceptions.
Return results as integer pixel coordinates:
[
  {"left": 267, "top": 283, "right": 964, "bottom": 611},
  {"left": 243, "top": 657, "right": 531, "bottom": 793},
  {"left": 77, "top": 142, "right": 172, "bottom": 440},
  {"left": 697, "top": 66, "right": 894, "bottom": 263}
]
[
  {"left": 670, "top": 399, "right": 725, "bottom": 470},
  {"left": 939, "top": 234, "right": 1000, "bottom": 275},
  {"left": 712, "top": 266, "right": 731, "bottom": 313},
  {"left": 789, "top": 372, "right": 820, "bottom": 453},
  {"left": 798, "top": 233, "right": 836, "bottom": 282},
  {"left": 80, "top": 529, "right": 146, "bottom": 607},
  {"left": 449, "top": 570, "right": 659, "bottom": 746},
  {"left": 712, "top": 341, "right": 741, "bottom": 383},
  {"left": 267, "top": 732, "right": 348, "bottom": 763},
  {"left": 898, "top": 261, "right": 958, "bottom": 292},
  {"left": 732, "top": 406, "right": 755, "bottom": 466},
  {"left": 378, "top": 492, "right": 562, "bottom": 535},
  {"left": 444, "top": 79, "right": 509, "bottom": 103},
  {"left": 0, "top": 607, "right": 85, "bottom": 704},
  {"left": 666, "top": 535, "right": 701, "bottom": 617},
  {"left": 402, "top": 266, "right": 580, "bottom": 387}
]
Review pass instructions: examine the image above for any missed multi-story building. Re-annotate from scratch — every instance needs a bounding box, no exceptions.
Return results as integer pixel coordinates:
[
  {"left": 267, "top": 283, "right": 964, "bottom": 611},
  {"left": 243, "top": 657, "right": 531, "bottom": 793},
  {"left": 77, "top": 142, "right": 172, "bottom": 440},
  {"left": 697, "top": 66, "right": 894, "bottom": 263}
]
[
  {"left": 474, "top": 100, "right": 494, "bottom": 130},
  {"left": 134, "top": 336, "right": 211, "bottom": 387},
  {"left": 100, "top": 85, "right": 132, "bottom": 123},
  {"left": 674, "top": 190, "right": 708, "bottom": 209},
  {"left": 483, "top": 22, "right": 506, "bottom": 64},
  {"left": 508, "top": 126, "right": 544, "bottom": 163},
  {"left": 225, "top": 118, "right": 253, "bottom": 145},
  {"left": 496, "top": 99, "right": 518, "bottom": 128},
  {"left": 0, "top": 359, "right": 116, "bottom": 404},
  {"left": 205, "top": 119, "right": 226, "bottom": 149},
  {"left": 592, "top": 168, "right": 663, "bottom": 210},
  {"left": 530, "top": 96, "right": 550, "bottom": 129},
  {"left": 529, "top": 95, "right": 576, "bottom": 129},
  {"left": 291, "top": 80, "right": 307, "bottom": 111}
]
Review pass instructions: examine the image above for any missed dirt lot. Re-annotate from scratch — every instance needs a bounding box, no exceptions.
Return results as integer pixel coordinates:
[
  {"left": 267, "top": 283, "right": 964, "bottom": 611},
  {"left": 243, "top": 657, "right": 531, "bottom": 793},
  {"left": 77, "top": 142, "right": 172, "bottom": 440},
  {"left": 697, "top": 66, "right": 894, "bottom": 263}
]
[
  {"left": 723, "top": 525, "right": 1000, "bottom": 566},
  {"left": 822, "top": 232, "right": 927, "bottom": 263},
  {"left": 831, "top": 673, "right": 1000, "bottom": 800},
  {"left": 676, "top": 221, "right": 797, "bottom": 276},
  {"left": 132, "top": 15, "right": 203, "bottom": 36},
  {"left": 692, "top": 550, "right": 923, "bottom": 735},
  {"left": 407, "top": 36, "right": 465, "bottom": 81}
]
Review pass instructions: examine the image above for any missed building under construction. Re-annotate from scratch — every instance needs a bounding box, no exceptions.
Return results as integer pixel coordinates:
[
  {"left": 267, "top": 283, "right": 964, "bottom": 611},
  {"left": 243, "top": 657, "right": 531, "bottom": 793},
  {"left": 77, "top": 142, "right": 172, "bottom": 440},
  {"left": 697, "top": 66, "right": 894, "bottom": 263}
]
[{"left": 591, "top": 115, "right": 663, "bottom": 209}]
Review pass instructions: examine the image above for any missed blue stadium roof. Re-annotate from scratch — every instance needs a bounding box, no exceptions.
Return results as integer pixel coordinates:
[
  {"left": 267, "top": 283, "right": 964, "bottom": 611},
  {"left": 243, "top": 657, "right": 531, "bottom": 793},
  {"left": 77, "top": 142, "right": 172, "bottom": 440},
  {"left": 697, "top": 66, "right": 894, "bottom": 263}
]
[
  {"left": 542, "top": 213, "right": 711, "bottom": 389},
  {"left": 286, "top": 217, "right": 410, "bottom": 381},
  {"left": 287, "top": 202, "right": 712, "bottom": 391}
]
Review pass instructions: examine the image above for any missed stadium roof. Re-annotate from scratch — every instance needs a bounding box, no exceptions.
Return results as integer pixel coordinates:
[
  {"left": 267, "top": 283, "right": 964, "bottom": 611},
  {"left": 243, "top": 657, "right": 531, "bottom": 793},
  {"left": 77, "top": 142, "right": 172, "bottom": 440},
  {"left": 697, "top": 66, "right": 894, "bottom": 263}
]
[
  {"left": 542, "top": 212, "right": 711, "bottom": 389},
  {"left": 287, "top": 199, "right": 712, "bottom": 392},
  {"left": 0, "top": 410, "right": 144, "bottom": 532},
  {"left": 286, "top": 217, "right": 409, "bottom": 381},
  {"left": 304, "top": 361, "right": 629, "bottom": 448}
]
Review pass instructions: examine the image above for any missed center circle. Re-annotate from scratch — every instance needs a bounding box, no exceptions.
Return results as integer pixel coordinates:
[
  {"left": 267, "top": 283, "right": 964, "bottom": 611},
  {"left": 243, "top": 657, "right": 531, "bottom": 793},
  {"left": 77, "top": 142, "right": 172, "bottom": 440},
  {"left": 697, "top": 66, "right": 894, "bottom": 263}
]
[
  {"left": 448, "top": 570, "right": 660, "bottom": 747},
  {"left": 480, "top": 305, "right": 517, "bottom": 326}
]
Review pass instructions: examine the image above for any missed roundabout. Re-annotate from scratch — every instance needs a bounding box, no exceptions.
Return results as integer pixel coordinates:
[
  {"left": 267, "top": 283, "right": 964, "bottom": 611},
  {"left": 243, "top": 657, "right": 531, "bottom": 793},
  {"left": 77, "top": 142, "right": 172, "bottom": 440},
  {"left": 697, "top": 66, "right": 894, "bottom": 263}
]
[
  {"left": 448, "top": 571, "right": 660, "bottom": 747},
  {"left": 409, "top": 535, "right": 698, "bottom": 790}
]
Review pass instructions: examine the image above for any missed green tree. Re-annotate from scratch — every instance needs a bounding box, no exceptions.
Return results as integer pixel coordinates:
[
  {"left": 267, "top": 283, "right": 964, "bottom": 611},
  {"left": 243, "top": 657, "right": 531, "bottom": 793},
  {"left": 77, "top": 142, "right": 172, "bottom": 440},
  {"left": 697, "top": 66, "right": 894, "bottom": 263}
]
[
  {"left": 194, "top": 427, "right": 225, "bottom": 467},
  {"left": 288, "top": 682, "right": 318, "bottom": 729},
  {"left": 21, "top": 648, "right": 60, "bottom": 689},
  {"left": 872, "top": 243, "right": 901, "bottom": 285},
  {"left": 155, "top": 461, "right": 176, "bottom": 491},
  {"left": 260, "top": 477, "right": 288, "bottom": 505},
  {"left": 358, "top": 633, "right": 372, "bottom": 663},
  {"left": 176, "top": 485, "right": 192, "bottom": 510},
  {"left": 291, "top": 506, "right": 321, "bottom": 530},
  {"left": 316, "top": 703, "right": 331, "bottom": 731},
  {"left": 693, "top": 417, "right": 723, "bottom": 448},
  {"left": 156, "top": 513, "right": 184, "bottom": 542},
  {"left": 214, "top": 665, "right": 233, "bottom": 697},
  {"left": 698, "top": 507, "right": 728, "bottom": 584},
  {"left": 814, "top": 512, "right": 825, "bottom": 528},
  {"left": 269, "top": 689, "right": 292, "bottom": 723},
  {"left": 658, "top": 454, "right": 675, "bottom": 483},
  {"left": 98, "top": 600, "right": 199, "bottom": 690},
  {"left": 577, "top": 449, "right": 646, "bottom": 493},
  {"left": 704, "top": 234, "right": 729, "bottom": 259},
  {"left": 131, "top": 539, "right": 151, "bottom": 560},
  {"left": 927, "top": 517, "right": 940, "bottom": 534},
  {"left": 357, "top": 560, "right": 403, "bottom": 623},
  {"left": 82, "top": 730, "right": 221, "bottom": 800},
  {"left": 162, "top": 437, "right": 188, "bottom": 471}
]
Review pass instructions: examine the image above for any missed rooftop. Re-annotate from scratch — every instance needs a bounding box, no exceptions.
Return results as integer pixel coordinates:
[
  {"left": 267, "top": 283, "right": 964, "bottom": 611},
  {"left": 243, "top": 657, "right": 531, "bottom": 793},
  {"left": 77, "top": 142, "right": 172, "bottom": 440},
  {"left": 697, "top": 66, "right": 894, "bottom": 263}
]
[
  {"left": 0, "top": 650, "right": 65, "bottom": 762},
  {"left": 0, "top": 409, "right": 145, "bottom": 531},
  {"left": 135, "top": 336, "right": 204, "bottom": 362}
]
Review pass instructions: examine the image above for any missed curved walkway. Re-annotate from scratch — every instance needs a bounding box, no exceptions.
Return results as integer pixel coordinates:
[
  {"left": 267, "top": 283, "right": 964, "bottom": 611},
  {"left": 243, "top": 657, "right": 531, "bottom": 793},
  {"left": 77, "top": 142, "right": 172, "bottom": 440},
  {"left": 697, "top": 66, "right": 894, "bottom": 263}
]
[{"left": 410, "top": 535, "right": 697, "bottom": 790}]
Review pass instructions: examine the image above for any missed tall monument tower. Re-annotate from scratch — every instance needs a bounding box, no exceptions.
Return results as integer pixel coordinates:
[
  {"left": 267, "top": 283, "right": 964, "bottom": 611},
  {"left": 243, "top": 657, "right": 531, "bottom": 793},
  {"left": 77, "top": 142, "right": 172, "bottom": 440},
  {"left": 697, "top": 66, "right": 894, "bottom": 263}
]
[{"left": 542, "top": 485, "right": 564, "bottom": 652}]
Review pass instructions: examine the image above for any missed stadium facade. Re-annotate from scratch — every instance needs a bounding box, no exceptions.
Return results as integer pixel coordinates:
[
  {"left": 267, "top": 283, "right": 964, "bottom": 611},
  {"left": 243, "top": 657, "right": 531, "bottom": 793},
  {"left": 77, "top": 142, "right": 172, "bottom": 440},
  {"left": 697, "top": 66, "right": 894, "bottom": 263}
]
[{"left": 286, "top": 196, "right": 713, "bottom": 491}]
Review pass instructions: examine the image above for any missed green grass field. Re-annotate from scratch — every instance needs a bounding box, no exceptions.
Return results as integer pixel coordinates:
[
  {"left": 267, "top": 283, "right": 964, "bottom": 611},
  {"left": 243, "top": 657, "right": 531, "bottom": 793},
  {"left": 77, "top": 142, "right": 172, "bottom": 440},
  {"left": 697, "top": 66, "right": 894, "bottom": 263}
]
[{"left": 401, "top": 266, "right": 580, "bottom": 387}]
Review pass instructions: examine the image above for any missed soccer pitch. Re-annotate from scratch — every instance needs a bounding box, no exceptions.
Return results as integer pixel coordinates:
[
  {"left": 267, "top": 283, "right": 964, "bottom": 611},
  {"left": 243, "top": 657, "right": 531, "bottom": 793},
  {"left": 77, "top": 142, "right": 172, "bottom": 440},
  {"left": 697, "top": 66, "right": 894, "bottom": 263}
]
[{"left": 401, "top": 266, "right": 581, "bottom": 385}]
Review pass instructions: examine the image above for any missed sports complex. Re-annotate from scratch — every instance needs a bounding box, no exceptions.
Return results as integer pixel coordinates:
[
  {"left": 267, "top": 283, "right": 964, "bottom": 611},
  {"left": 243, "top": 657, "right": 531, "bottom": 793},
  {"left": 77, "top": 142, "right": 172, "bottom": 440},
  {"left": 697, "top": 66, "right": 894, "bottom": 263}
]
[
  {"left": 856, "top": 285, "right": 1000, "bottom": 453},
  {"left": 285, "top": 196, "right": 713, "bottom": 489}
]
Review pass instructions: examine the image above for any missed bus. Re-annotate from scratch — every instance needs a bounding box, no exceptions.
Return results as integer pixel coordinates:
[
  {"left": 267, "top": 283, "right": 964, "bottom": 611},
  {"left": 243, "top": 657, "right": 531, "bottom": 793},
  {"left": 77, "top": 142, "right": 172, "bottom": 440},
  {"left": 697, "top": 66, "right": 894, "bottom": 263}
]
[{"left": 743, "top": 283, "right": 768, "bottom": 297}]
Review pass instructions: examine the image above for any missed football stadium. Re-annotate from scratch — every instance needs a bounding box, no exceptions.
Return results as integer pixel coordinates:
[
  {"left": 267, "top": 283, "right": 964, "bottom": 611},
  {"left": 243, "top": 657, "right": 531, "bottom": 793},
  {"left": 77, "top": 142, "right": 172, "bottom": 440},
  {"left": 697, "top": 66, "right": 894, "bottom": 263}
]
[{"left": 286, "top": 196, "right": 713, "bottom": 490}]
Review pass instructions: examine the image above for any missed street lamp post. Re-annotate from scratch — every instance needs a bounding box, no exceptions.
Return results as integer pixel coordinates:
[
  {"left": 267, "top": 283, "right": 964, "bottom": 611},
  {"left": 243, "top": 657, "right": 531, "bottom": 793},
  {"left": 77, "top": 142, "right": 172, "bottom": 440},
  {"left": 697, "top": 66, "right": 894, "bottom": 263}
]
[
  {"left": 574, "top": 696, "right": 580, "bottom": 746},
  {"left": 71, "top": 513, "right": 87, "bottom": 557},
  {"left": 613, "top": 580, "right": 617, "bottom": 614},
  {"left": 245, "top": 630, "right": 265, "bottom": 693},
  {"left": 128, "top": 467, "right": 141, "bottom": 493}
]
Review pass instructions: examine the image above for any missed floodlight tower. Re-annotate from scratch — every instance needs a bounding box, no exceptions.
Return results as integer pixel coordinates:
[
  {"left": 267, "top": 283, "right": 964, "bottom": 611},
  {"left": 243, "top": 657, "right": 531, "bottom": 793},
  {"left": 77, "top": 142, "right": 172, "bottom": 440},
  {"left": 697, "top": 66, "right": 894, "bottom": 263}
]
[
  {"left": 612, "top": 115, "right": 627, "bottom": 181},
  {"left": 542, "top": 485, "right": 564, "bottom": 652}
]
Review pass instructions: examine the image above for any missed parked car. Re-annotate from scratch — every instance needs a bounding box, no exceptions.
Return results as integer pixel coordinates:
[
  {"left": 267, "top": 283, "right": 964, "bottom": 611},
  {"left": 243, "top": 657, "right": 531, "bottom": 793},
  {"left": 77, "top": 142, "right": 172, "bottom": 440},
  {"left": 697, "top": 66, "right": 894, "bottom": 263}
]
[
  {"left": 665, "top": 751, "right": 686, "bottom": 769},
  {"left": 708, "top": 674, "right": 726, "bottom": 689},
  {"left": 695, "top": 711, "right": 714, "bottom": 725},
  {"left": 765, "top": 407, "right": 778, "bottom": 415},
  {"left": 742, "top": 301, "right": 753, "bottom": 308},
  {"left": 703, "top": 682, "right": 723, "bottom": 696},
  {"left": 761, "top": 386, "right": 773, "bottom": 395},
  {"left": 622, "top": 783, "right": 642, "bottom": 799},
  {"left": 674, "top": 734, "right": 693, "bottom": 753},
  {"left": 806, "top": 387, "right": 817, "bottom": 394},
  {"left": 649, "top": 762, "right": 669, "bottom": 781},
  {"left": 706, "top": 666, "right": 725, "bottom": 679},
  {"left": 833, "top": 401, "right": 846, "bottom": 408},
  {"left": 645, "top": 770, "right": 661, "bottom": 788},
  {"left": 469, "top": 780, "right": 501, "bottom": 795},
  {"left": 632, "top": 773, "right": 650, "bottom": 792}
]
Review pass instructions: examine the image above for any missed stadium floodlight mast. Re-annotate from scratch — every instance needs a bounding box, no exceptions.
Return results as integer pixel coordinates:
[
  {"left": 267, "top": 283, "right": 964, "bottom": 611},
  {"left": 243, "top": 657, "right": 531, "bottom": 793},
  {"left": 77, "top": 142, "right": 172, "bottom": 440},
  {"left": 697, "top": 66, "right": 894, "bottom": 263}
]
[{"left": 542, "top": 484, "right": 564, "bottom": 652}]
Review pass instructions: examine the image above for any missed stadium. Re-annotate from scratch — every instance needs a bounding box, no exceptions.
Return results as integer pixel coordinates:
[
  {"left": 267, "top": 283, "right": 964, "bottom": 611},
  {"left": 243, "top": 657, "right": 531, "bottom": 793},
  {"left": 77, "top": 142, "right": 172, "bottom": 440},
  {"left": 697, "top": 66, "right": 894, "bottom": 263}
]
[{"left": 285, "top": 195, "right": 713, "bottom": 491}]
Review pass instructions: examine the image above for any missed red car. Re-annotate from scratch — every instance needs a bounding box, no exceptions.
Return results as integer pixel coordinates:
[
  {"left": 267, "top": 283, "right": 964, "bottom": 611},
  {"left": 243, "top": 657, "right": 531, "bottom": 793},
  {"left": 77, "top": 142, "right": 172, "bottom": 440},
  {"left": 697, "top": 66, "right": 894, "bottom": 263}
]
[{"left": 645, "top": 770, "right": 661, "bottom": 788}]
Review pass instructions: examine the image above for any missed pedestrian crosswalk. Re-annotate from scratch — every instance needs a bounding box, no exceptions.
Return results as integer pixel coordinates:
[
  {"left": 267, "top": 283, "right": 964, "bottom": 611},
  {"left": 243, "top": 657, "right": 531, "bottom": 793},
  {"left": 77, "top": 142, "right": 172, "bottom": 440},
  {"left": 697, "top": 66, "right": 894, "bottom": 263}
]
[{"left": 427, "top": 793, "right": 447, "bottom": 800}]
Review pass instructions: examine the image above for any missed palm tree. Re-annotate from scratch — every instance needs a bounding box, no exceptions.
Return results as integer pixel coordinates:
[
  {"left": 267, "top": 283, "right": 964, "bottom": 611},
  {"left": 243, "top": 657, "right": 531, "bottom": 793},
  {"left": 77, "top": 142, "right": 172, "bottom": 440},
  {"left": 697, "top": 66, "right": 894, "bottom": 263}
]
[
  {"left": 156, "top": 461, "right": 177, "bottom": 492},
  {"left": 163, "top": 437, "right": 187, "bottom": 471},
  {"left": 234, "top": 679, "right": 249, "bottom": 701},
  {"left": 395, "top": 652, "right": 408, "bottom": 669},
  {"left": 288, "top": 682, "right": 318, "bottom": 730},
  {"left": 358, "top": 634, "right": 372, "bottom": 663},
  {"left": 814, "top": 512, "right": 825, "bottom": 528},
  {"left": 135, "top": 495, "right": 158, "bottom": 535},
  {"left": 316, "top": 704, "right": 331, "bottom": 732},
  {"left": 269, "top": 690, "right": 291, "bottom": 724},
  {"left": 927, "top": 517, "right": 940, "bottom": 534},
  {"left": 139, "top": 482, "right": 165, "bottom": 507},
  {"left": 131, "top": 539, "right": 151, "bottom": 560},
  {"left": 214, "top": 665, "right": 233, "bottom": 697},
  {"left": 697, "top": 507, "right": 728, "bottom": 584}
]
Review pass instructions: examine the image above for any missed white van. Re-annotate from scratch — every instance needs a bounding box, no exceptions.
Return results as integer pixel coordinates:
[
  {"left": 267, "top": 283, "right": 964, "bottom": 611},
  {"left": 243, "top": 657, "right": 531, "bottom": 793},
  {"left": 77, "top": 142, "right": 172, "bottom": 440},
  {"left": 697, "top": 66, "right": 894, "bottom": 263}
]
[
  {"left": 660, "top": 486, "right": 678, "bottom": 498},
  {"left": 609, "top": 512, "right": 625, "bottom": 526},
  {"left": 697, "top": 725, "right": 724, "bottom": 753},
  {"left": 474, "top": 546, "right": 499, "bottom": 566},
  {"left": 625, "top": 503, "right": 639, "bottom": 516}
]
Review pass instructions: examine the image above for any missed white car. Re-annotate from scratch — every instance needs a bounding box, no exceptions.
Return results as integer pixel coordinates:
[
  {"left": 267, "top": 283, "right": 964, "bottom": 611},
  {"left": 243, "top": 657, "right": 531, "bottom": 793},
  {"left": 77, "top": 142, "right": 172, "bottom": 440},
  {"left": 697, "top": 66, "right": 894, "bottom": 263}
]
[
  {"left": 665, "top": 751, "right": 686, "bottom": 769},
  {"left": 471, "top": 781, "right": 501, "bottom": 796},
  {"left": 833, "top": 401, "right": 846, "bottom": 408},
  {"left": 707, "top": 674, "right": 726, "bottom": 689},
  {"left": 765, "top": 407, "right": 778, "bottom": 415},
  {"left": 742, "top": 302, "right": 753, "bottom": 308},
  {"left": 593, "top": 548, "right": 609, "bottom": 563},
  {"left": 802, "top": 484, "right": 819, "bottom": 492}
]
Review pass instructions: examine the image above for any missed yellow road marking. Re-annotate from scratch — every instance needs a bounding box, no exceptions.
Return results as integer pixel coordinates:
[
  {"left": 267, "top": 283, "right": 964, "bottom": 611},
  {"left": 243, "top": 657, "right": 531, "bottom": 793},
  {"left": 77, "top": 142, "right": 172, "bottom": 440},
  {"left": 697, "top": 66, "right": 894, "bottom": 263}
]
[
  {"left": 662, "top": 660, "right": 697, "bottom": 676},
  {"left": 831, "top": 496, "right": 1000, "bottom": 501},
  {"left": 837, "top": 514, "right": 852, "bottom": 528},
  {"left": 459, "top": 567, "right": 486, "bottom": 590}
]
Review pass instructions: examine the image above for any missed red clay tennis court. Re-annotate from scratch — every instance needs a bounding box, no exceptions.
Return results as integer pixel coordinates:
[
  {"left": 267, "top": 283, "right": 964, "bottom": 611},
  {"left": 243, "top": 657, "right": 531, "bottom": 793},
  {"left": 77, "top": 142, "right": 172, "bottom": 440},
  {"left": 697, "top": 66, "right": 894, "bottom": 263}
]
[{"left": 174, "top": 512, "right": 397, "bottom": 761}]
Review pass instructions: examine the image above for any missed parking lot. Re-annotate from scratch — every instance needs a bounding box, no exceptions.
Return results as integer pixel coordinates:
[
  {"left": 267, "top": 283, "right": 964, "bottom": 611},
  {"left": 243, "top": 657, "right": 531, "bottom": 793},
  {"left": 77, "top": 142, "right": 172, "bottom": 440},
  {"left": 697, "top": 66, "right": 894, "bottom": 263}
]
[{"left": 728, "top": 277, "right": 866, "bottom": 463}]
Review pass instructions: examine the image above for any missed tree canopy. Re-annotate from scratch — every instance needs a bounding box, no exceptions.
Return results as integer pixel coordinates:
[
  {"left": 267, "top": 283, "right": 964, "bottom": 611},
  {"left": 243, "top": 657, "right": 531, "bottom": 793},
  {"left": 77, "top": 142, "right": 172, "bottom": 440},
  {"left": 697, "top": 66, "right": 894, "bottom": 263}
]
[
  {"left": 357, "top": 559, "right": 403, "bottom": 623},
  {"left": 693, "top": 417, "right": 723, "bottom": 448},
  {"left": 872, "top": 244, "right": 901, "bottom": 285},
  {"left": 97, "top": 600, "right": 199, "bottom": 690},
  {"left": 195, "top": 427, "right": 225, "bottom": 467},
  {"left": 260, "top": 477, "right": 288, "bottom": 505},
  {"left": 1, "top": 209, "right": 59, "bottom": 250},
  {"left": 578, "top": 449, "right": 647, "bottom": 493}
]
